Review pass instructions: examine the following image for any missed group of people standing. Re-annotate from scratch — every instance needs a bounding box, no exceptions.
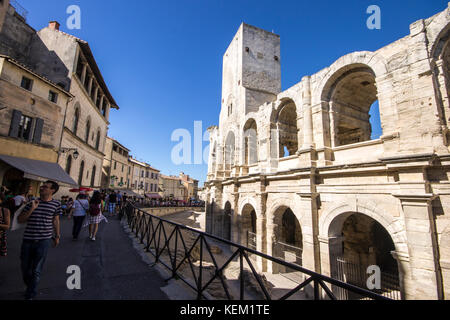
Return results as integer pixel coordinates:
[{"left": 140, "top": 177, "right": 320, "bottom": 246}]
[{"left": 0, "top": 184, "right": 129, "bottom": 300}]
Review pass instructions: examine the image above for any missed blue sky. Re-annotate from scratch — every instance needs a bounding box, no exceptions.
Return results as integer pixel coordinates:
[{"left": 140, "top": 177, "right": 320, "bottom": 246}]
[{"left": 19, "top": 0, "right": 447, "bottom": 186}]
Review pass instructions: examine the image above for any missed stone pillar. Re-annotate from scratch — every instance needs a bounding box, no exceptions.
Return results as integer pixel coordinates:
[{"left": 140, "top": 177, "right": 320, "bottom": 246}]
[
  {"left": 255, "top": 191, "right": 267, "bottom": 272},
  {"left": 87, "top": 76, "right": 94, "bottom": 96},
  {"left": 99, "top": 95, "right": 104, "bottom": 111},
  {"left": 329, "top": 101, "right": 338, "bottom": 148},
  {"left": 231, "top": 185, "right": 240, "bottom": 244},
  {"left": 81, "top": 63, "right": 87, "bottom": 85},
  {"left": 302, "top": 76, "right": 314, "bottom": 149},
  {"left": 318, "top": 235, "right": 343, "bottom": 278},
  {"left": 298, "top": 193, "right": 320, "bottom": 272},
  {"left": 93, "top": 86, "right": 99, "bottom": 104},
  {"left": 394, "top": 194, "right": 443, "bottom": 299}
]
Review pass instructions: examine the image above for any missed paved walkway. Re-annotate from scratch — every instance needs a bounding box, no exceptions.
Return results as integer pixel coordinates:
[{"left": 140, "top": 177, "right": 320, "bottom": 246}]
[{"left": 0, "top": 214, "right": 169, "bottom": 300}]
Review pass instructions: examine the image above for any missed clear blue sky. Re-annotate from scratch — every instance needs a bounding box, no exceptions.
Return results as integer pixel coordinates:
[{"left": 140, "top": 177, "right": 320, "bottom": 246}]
[{"left": 19, "top": 0, "right": 447, "bottom": 186}]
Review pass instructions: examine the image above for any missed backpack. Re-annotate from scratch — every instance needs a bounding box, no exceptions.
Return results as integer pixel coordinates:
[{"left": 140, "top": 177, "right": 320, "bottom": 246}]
[{"left": 89, "top": 203, "right": 101, "bottom": 216}]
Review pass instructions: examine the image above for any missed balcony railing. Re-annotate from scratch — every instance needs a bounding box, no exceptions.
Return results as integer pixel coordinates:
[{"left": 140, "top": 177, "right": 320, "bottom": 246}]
[{"left": 120, "top": 202, "right": 391, "bottom": 300}]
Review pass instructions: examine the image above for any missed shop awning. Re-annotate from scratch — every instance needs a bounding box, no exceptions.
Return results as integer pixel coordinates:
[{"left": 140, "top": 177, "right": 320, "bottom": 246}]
[
  {"left": 0, "top": 154, "right": 77, "bottom": 186},
  {"left": 145, "top": 193, "right": 162, "bottom": 199}
]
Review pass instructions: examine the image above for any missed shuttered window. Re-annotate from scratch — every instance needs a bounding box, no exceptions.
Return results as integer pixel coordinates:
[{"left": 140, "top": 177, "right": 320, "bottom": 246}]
[{"left": 8, "top": 110, "right": 44, "bottom": 144}]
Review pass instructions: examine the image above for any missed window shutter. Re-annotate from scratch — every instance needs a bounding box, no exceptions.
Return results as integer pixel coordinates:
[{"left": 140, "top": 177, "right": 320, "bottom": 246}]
[
  {"left": 9, "top": 110, "right": 22, "bottom": 138},
  {"left": 32, "top": 118, "right": 44, "bottom": 144}
]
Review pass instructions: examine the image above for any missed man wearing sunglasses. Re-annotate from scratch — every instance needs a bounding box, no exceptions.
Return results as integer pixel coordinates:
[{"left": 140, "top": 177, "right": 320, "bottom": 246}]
[{"left": 17, "top": 180, "right": 61, "bottom": 300}]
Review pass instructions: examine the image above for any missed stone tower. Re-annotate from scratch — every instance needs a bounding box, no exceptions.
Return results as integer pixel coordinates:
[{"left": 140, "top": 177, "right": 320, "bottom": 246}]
[{"left": 220, "top": 23, "right": 281, "bottom": 125}]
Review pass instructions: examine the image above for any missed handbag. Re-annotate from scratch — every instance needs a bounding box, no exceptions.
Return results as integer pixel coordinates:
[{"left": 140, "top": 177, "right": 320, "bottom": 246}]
[{"left": 10, "top": 202, "right": 29, "bottom": 231}]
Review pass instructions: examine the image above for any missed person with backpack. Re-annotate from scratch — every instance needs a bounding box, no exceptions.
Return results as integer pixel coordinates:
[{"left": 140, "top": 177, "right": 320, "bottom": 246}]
[
  {"left": 68, "top": 193, "right": 89, "bottom": 241},
  {"left": 84, "top": 191, "right": 108, "bottom": 241},
  {"left": 108, "top": 191, "right": 117, "bottom": 216}
]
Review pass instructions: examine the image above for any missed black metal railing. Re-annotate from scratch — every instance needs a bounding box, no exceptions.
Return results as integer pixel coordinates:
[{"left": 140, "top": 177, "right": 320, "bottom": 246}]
[{"left": 121, "top": 202, "right": 391, "bottom": 300}]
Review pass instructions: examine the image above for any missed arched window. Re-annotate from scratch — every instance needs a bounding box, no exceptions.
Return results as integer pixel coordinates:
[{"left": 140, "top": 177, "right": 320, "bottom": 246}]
[
  {"left": 78, "top": 160, "right": 85, "bottom": 186},
  {"left": 66, "top": 155, "right": 72, "bottom": 175},
  {"left": 72, "top": 105, "right": 80, "bottom": 135},
  {"left": 95, "top": 130, "right": 101, "bottom": 150},
  {"left": 85, "top": 120, "right": 91, "bottom": 143},
  {"left": 90, "top": 165, "right": 96, "bottom": 187}
]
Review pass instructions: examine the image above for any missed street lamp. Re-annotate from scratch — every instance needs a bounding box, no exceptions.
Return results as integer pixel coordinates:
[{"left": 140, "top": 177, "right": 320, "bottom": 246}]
[{"left": 59, "top": 148, "right": 79, "bottom": 160}]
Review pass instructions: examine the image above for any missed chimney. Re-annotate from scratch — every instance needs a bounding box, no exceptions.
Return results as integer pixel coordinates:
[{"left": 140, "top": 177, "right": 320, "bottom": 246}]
[{"left": 48, "top": 21, "right": 60, "bottom": 30}]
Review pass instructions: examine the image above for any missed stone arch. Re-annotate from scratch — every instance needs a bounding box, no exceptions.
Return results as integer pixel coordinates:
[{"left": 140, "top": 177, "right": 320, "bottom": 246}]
[
  {"left": 317, "top": 53, "right": 387, "bottom": 146},
  {"left": 95, "top": 128, "right": 102, "bottom": 150},
  {"left": 224, "top": 130, "right": 236, "bottom": 172},
  {"left": 85, "top": 116, "right": 91, "bottom": 143},
  {"left": 319, "top": 199, "right": 406, "bottom": 251},
  {"left": 271, "top": 98, "right": 299, "bottom": 157},
  {"left": 72, "top": 102, "right": 81, "bottom": 135},
  {"left": 243, "top": 118, "right": 258, "bottom": 165},
  {"left": 427, "top": 5, "right": 450, "bottom": 60},
  {"left": 314, "top": 51, "right": 388, "bottom": 98},
  {"left": 223, "top": 201, "right": 232, "bottom": 241},
  {"left": 428, "top": 15, "right": 450, "bottom": 142},
  {"left": 241, "top": 203, "right": 257, "bottom": 247},
  {"left": 238, "top": 196, "right": 260, "bottom": 218}
]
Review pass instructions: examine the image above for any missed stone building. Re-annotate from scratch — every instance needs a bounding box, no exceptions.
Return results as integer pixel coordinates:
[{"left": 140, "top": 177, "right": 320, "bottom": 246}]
[
  {"left": 179, "top": 172, "right": 199, "bottom": 201},
  {"left": 34, "top": 22, "right": 119, "bottom": 194},
  {"left": 0, "top": 1, "right": 119, "bottom": 196},
  {"left": 0, "top": 54, "right": 75, "bottom": 195},
  {"left": 204, "top": 6, "right": 450, "bottom": 300},
  {"left": 159, "top": 174, "right": 186, "bottom": 201},
  {"left": 102, "top": 137, "right": 130, "bottom": 189}
]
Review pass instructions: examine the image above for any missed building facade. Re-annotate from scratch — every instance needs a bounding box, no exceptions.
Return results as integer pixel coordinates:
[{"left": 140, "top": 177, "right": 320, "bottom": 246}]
[
  {"left": 204, "top": 6, "right": 450, "bottom": 300},
  {"left": 0, "top": 54, "right": 72, "bottom": 195},
  {"left": 102, "top": 137, "right": 130, "bottom": 189},
  {"left": 0, "top": 1, "right": 119, "bottom": 196},
  {"left": 159, "top": 174, "right": 186, "bottom": 201}
]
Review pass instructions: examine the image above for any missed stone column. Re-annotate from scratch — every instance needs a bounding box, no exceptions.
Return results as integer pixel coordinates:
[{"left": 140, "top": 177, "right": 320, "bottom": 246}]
[
  {"left": 87, "top": 76, "right": 94, "bottom": 96},
  {"left": 301, "top": 76, "right": 314, "bottom": 149},
  {"left": 99, "top": 95, "right": 104, "bottom": 111},
  {"left": 93, "top": 86, "right": 99, "bottom": 104},
  {"left": 81, "top": 63, "right": 87, "bottom": 85},
  {"left": 255, "top": 191, "right": 268, "bottom": 272},
  {"left": 329, "top": 101, "right": 338, "bottom": 148},
  {"left": 298, "top": 193, "right": 320, "bottom": 272},
  {"left": 394, "top": 194, "right": 443, "bottom": 299},
  {"left": 232, "top": 183, "right": 240, "bottom": 244}
]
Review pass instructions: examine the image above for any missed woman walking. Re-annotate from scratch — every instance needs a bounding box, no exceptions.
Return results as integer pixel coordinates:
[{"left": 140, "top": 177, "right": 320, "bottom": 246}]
[
  {"left": 0, "top": 192, "right": 11, "bottom": 257},
  {"left": 68, "top": 193, "right": 89, "bottom": 241},
  {"left": 85, "top": 191, "right": 108, "bottom": 241}
]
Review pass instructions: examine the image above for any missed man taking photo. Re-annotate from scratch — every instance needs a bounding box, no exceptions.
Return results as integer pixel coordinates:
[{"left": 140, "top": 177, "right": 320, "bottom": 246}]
[{"left": 17, "top": 180, "right": 61, "bottom": 300}]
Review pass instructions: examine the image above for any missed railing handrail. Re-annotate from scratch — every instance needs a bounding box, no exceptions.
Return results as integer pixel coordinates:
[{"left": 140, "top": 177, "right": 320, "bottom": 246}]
[{"left": 122, "top": 202, "right": 391, "bottom": 300}]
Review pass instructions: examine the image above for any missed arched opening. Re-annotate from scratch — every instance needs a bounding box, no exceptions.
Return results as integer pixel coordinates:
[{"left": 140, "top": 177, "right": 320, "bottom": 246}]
[
  {"left": 432, "top": 30, "right": 450, "bottom": 145},
  {"left": 272, "top": 207, "right": 303, "bottom": 280},
  {"left": 85, "top": 119, "right": 91, "bottom": 143},
  {"left": 243, "top": 119, "right": 258, "bottom": 165},
  {"left": 324, "top": 65, "right": 382, "bottom": 147},
  {"left": 95, "top": 130, "right": 101, "bottom": 150},
  {"left": 66, "top": 155, "right": 72, "bottom": 175},
  {"left": 328, "top": 212, "right": 401, "bottom": 300},
  {"left": 78, "top": 160, "right": 85, "bottom": 187},
  {"left": 223, "top": 201, "right": 232, "bottom": 241},
  {"left": 72, "top": 105, "right": 80, "bottom": 135},
  {"left": 277, "top": 100, "right": 298, "bottom": 157},
  {"left": 241, "top": 204, "right": 257, "bottom": 248},
  {"left": 224, "top": 131, "right": 236, "bottom": 175},
  {"left": 90, "top": 165, "right": 96, "bottom": 187}
]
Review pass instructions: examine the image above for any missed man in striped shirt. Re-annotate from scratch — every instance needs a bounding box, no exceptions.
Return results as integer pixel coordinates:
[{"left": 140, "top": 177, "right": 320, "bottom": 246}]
[{"left": 17, "top": 180, "right": 61, "bottom": 300}]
